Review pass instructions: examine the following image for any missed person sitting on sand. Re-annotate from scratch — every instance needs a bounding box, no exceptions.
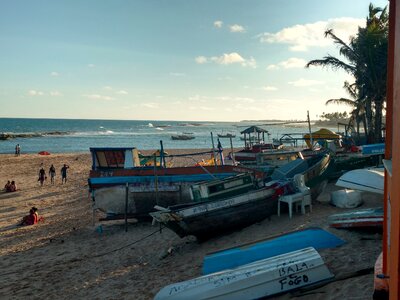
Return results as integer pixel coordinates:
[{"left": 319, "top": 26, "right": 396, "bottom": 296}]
[
  {"left": 4, "top": 180, "right": 11, "bottom": 192},
  {"left": 38, "top": 166, "right": 46, "bottom": 186},
  {"left": 9, "top": 181, "right": 17, "bottom": 192},
  {"left": 19, "top": 207, "right": 43, "bottom": 226}
]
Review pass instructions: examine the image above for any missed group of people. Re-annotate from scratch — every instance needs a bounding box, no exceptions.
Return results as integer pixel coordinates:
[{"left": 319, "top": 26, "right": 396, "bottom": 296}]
[
  {"left": 3, "top": 180, "right": 17, "bottom": 192},
  {"left": 38, "top": 164, "right": 69, "bottom": 186}
]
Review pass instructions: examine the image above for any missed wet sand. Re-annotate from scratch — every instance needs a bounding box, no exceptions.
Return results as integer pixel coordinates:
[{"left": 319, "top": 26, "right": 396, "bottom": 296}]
[{"left": 0, "top": 151, "right": 382, "bottom": 299}]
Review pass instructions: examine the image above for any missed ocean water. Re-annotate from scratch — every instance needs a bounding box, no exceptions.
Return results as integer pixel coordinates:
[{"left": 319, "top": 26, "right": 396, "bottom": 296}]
[{"left": 0, "top": 118, "right": 315, "bottom": 154}]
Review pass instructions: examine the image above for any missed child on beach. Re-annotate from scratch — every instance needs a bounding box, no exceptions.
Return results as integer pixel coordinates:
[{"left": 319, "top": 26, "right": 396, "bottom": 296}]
[
  {"left": 61, "top": 164, "right": 69, "bottom": 184},
  {"left": 38, "top": 166, "right": 46, "bottom": 186},
  {"left": 49, "top": 164, "right": 56, "bottom": 184}
]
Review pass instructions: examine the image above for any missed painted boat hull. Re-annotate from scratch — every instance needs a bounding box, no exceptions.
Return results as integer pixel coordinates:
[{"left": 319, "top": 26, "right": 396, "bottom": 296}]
[
  {"left": 336, "top": 168, "right": 384, "bottom": 194},
  {"left": 328, "top": 207, "right": 383, "bottom": 228},
  {"left": 154, "top": 247, "right": 334, "bottom": 300},
  {"left": 202, "top": 228, "right": 345, "bottom": 275},
  {"left": 151, "top": 187, "right": 280, "bottom": 239},
  {"left": 89, "top": 166, "right": 265, "bottom": 216}
]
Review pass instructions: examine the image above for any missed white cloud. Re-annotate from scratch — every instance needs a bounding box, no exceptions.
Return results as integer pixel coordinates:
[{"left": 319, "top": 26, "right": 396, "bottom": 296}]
[
  {"left": 141, "top": 102, "right": 159, "bottom": 109},
  {"left": 267, "top": 58, "right": 307, "bottom": 70},
  {"left": 189, "top": 106, "right": 214, "bottom": 111},
  {"left": 84, "top": 94, "right": 115, "bottom": 101},
  {"left": 170, "top": 72, "right": 186, "bottom": 77},
  {"left": 195, "top": 56, "right": 208, "bottom": 64},
  {"left": 50, "top": 71, "right": 59, "bottom": 77},
  {"left": 116, "top": 90, "right": 128, "bottom": 95},
  {"left": 202, "top": 52, "right": 256, "bottom": 68},
  {"left": 266, "top": 64, "right": 279, "bottom": 70},
  {"left": 259, "top": 17, "right": 364, "bottom": 51},
  {"left": 288, "top": 78, "right": 324, "bottom": 87},
  {"left": 103, "top": 86, "right": 113, "bottom": 91},
  {"left": 262, "top": 86, "right": 278, "bottom": 91},
  {"left": 229, "top": 24, "right": 245, "bottom": 33},
  {"left": 214, "top": 20, "right": 223, "bottom": 28},
  {"left": 50, "top": 91, "right": 63, "bottom": 97},
  {"left": 28, "top": 90, "right": 44, "bottom": 96},
  {"left": 88, "top": 64, "right": 96, "bottom": 68}
]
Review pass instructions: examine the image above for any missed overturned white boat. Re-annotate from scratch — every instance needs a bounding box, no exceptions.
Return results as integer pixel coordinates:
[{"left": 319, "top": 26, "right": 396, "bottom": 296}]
[
  {"left": 154, "top": 247, "right": 334, "bottom": 300},
  {"left": 336, "top": 168, "right": 384, "bottom": 194}
]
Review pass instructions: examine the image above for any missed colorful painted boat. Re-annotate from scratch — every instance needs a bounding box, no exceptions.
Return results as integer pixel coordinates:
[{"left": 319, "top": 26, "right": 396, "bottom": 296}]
[
  {"left": 150, "top": 177, "right": 290, "bottom": 239},
  {"left": 88, "top": 147, "right": 264, "bottom": 217},
  {"left": 328, "top": 207, "right": 383, "bottom": 228},
  {"left": 154, "top": 247, "right": 334, "bottom": 300},
  {"left": 202, "top": 228, "right": 345, "bottom": 275},
  {"left": 271, "top": 152, "right": 332, "bottom": 200}
]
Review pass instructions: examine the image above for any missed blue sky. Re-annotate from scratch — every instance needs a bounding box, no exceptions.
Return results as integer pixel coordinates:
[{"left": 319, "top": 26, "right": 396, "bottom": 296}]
[{"left": 0, "top": 0, "right": 388, "bottom": 121}]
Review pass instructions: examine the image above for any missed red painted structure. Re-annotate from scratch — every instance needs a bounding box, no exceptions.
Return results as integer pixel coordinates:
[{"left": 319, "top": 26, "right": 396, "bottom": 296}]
[{"left": 382, "top": 0, "right": 400, "bottom": 298}]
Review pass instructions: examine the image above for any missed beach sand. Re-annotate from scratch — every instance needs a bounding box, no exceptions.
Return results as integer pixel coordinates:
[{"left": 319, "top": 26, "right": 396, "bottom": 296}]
[{"left": 0, "top": 151, "right": 382, "bottom": 299}]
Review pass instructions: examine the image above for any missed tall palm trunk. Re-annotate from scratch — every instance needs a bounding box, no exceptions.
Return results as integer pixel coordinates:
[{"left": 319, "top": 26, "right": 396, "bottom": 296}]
[{"left": 374, "top": 99, "right": 384, "bottom": 142}]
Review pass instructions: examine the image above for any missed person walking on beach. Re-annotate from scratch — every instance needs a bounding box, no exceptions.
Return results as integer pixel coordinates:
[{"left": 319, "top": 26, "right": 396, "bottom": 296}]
[
  {"left": 49, "top": 164, "right": 56, "bottom": 184},
  {"left": 61, "top": 164, "right": 69, "bottom": 184},
  {"left": 38, "top": 166, "right": 46, "bottom": 186},
  {"left": 15, "top": 144, "right": 20, "bottom": 156}
]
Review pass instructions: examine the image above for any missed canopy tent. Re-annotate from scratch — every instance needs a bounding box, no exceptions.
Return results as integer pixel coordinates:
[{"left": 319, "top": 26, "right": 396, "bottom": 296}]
[{"left": 240, "top": 126, "right": 268, "bottom": 148}]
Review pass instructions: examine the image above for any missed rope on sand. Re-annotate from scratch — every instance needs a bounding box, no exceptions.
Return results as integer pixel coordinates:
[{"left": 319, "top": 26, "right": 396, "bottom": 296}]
[{"left": 0, "top": 226, "right": 164, "bottom": 277}]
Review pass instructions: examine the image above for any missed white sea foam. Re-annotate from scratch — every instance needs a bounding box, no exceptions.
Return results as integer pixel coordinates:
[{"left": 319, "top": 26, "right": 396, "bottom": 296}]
[{"left": 148, "top": 123, "right": 154, "bottom": 128}]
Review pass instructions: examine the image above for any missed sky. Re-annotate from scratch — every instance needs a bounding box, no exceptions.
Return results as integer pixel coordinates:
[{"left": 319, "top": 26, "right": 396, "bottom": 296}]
[{"left": 0, "top": 0, "right": 388, "bottom": 121}]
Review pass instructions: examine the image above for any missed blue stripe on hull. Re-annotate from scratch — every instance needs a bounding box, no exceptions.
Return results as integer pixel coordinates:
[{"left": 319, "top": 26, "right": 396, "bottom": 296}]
[{"left": 89, "top": 173, "right": 235, "bottom": 185}]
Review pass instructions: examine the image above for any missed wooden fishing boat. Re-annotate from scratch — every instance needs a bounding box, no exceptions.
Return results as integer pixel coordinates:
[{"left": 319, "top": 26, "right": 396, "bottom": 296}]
[
  {"left": 88, "top": 147, "right": 264, "bottom": 217},
  {"left": 150, "top": 174, "right": 290, "bottom": 239},
  {"left": 328, "top": 207, "right": 383, "bottom": 228},
  {"left": 154, "top": 247, "right": 334, "bottom": 300},
  {"left": 217, "top": 132, "right": 236, "bottom": 138},
  {"left": 271, "top": 152, "right": 332, "bottom": 200}
]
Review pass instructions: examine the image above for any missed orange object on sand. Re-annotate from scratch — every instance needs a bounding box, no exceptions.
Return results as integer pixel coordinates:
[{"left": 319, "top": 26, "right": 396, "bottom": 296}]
[{"left": 38, "top": 151, "right": 50, "bottom": 155}]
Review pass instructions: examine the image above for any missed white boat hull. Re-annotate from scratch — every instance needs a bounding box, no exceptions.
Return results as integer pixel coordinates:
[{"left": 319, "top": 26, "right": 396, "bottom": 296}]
[
  {"left": 336, "top": 168, "right": 384, "bottom": 194},
  {"left": 154, "top": 247, "right": 334, "bottom": 300}
]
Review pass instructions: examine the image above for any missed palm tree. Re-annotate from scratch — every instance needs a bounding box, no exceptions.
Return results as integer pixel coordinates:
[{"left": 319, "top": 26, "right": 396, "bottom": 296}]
[
  {"left": 306, "top": 3, "right": 388, "bottom": 143},
  {"left": 325, "top": 81, "right": 367, "bottom": 142}
]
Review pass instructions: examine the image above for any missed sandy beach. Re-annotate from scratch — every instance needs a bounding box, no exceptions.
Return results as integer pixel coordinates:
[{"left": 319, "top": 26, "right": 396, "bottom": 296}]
[{"left": 0, "top": 151, "right": 382, "bottom": 299}]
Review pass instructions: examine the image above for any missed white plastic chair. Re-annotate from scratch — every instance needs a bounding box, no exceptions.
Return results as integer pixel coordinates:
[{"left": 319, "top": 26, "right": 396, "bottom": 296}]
[
  {"left": 277, "top": 174, "right": 312, "bottom": 219},
  {"left": 293, "top": 174, "right": 312, "bottom": 214}
]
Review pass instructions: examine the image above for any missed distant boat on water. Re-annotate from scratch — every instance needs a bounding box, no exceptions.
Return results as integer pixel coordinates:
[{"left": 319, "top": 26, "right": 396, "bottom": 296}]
[
  {"left": 217, "top": 132, "right": 236, "bottom": 138},
  {"left": 171, "top": 133, "right": 195, "bottom": 140}
]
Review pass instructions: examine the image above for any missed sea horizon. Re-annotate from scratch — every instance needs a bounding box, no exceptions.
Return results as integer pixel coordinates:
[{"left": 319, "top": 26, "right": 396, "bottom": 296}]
[{"left": 0, "top": 117, "right": 318, "bottom": 154}]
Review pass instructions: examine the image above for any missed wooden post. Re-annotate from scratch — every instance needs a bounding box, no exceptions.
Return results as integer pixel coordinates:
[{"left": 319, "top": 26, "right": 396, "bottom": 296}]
[
  {"left": 210, "top": 132, "right": 218, "bottom": 168},
  {"left": 125, "top": 182, "right": 128, "bottom": 232},
  {"left": 307, "top": 111, "right": 313, "bottom": 150},
  {"left": 154, "top": 155, "right": 159, "bottom": 205},
  {"left": 160, "top": 140, "right": 166, "bottom": 168},
  {"left": 230, "top": 136, "right": 235, "bottom": 165}
]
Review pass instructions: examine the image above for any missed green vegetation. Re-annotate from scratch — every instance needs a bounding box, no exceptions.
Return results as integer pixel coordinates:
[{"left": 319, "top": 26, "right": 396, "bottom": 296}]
[{"left": 306, "top": 3, "right": 388, "bottom": 143}]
